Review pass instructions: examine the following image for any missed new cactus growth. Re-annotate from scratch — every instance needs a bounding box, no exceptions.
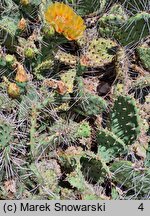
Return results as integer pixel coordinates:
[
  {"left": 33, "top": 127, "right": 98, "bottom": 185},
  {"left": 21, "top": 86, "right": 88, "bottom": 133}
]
[
  {"left": 77, "top": 121, "right": 91, "bottom": 138},
  {"left": 7, "top": 82, "right": 20, "bottom": 99}
]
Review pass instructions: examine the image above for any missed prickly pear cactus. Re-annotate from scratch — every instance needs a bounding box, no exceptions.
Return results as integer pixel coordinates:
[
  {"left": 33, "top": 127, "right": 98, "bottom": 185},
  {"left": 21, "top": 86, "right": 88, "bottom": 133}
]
[
  {"left": 75, "top": 77, "right": 107, "bottom": 116},
  {"left": 60, "top": 69, "right": 76, "bottom": 93},
  {"left": 115, "top": 12, "right": 150, "bottom": 47},
  {"left": 80, "top": 38, "right": 117, "bottom": 67},
  {"left": 96, "top": 94, "right": 148, "bottom": 164},
  {"left": 0, "top": 16, "right": 18, "bottom": 38},
  {"left": 99, "top": 4, "right": 127, "bottom": 38},
  {"left": 0, "top": 0, "right": 149, "bottom": 200},
  {"left": 136, "top": 45, "right": 150, "bottom": 71},
  {"left": 55, "top": 49, "right": 77, "bottom": 67},
  {"left": 28, "top": 160, "right": 61, "bottom": 199},
  {"left": 0, "top": 118, "right": 14, "bottom": 149},
  {"left": 110, "top": 95, "right": 141, "bottom": 145},
  {"left": 80, "top": 151, "right": 110, "bottom": 183},
  {"left": 110, "top": 160, "right": 150, "bottom": 198},
  {"left": 77, "top": 121, "right": 91, "bottom": 138},
  {"left": 97, "top": 129, "right": 126, "bottom": 162}
]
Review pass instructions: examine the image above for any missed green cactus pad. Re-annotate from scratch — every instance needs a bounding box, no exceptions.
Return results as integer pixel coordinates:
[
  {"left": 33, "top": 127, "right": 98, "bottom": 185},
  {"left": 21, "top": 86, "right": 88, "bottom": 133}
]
[
  {"left": 0, "top": 16, "right": 18, "bottom": 37},
  {"left": 136, "top": 46, "right": 150, "bottom": 71},
  {"left": 110, "top": 96, "right": 141, "bottom": 145},
  {"left": 99, "top": 4, "right": 127, "bottom": 38},
  {"left": 29, "top": 160, "right": 61, "bottom": 198},
  {"left": 75, "top": 77, "right": 107, "bottom": 116},
  {"left": 80, "top": 152, "right": 110, "bottom": 183},
  {"left": 60, "top": 69, "right": 76, "bottom": 93},
  {"left": 115, "top": 47, "right": 128, "bottom": 81},
  {"left": 55, "top": 49, "right": 77, "bottom": 67},
  {"left": 34, "top": 58, "right": 54, "bottom": 80},
  {"left": 77, "top": 121, "right": 91, "bottom": 138},
  {"left": 97, "top": 129, "right": 126, "bottom": 162},
  {"left": 57, "top": 146, "right": 84, "bottom": 173},
  {"left": 110, "top": 160, "right": 150, "bottom": 196},
  {"left": 132, "top": 75, "right": 150, "bottom": 89},
  {"left": 80, "top": 38, "right": 117, "bottom": 68},
  {"left": 80, "top": 92, "right": 107, "bottom": 116},
  {"left": 66, "top": 169, "right": 103, "bottom": 199},
  {"left": 116, "top": 12, "right": 150, "bottom": 47},
  {"left": 66, "top": 170, "right": 87, "bottom": 191},
  {"left": 0, "top": 118, "right": 14, "bottom": 149}
]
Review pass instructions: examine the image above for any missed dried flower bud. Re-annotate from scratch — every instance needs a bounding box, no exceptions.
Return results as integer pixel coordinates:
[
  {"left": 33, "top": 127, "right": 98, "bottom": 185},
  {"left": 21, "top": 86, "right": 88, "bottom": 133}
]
[
  {"left": 15, "top": 63, "right": 28, "bottom": 83},
  {"left": 20, "top": 0, "right": 29, "bottom": 6},
  {"left": 7, "top": 83, "right": 20, "bottom": 99},
  {"left": 18, "top": 18, "right": 27, "bottom": 30}
]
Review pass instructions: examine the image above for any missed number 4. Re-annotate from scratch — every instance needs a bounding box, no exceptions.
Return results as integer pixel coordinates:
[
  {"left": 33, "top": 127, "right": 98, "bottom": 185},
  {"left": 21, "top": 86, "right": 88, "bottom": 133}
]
[{"left": 138, "top": 203, "right": 144, "bottom": 211}]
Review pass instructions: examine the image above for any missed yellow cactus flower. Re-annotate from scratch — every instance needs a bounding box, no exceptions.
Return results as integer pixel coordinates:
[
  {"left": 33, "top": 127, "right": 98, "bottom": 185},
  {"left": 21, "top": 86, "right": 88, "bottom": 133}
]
[{"left": 44, "top": 2, "right": 86, "bottom": 40}]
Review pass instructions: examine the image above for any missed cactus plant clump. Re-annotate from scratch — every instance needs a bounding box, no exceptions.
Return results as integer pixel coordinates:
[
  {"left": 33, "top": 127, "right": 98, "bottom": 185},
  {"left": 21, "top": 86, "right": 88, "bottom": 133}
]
[{"left": 0, "top": 0, "right": 149, "bottom": 200}]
